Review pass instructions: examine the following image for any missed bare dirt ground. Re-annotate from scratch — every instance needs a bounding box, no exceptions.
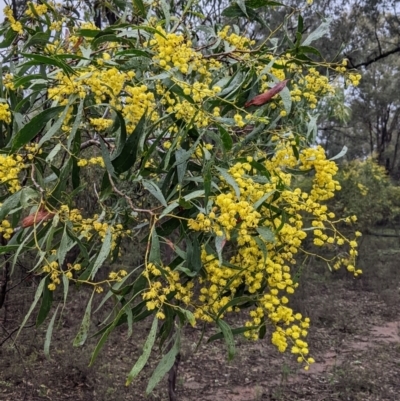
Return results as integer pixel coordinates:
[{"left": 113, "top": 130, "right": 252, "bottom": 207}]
[{"left": 1, "top": 234, "right": 400, "bottom": 401}]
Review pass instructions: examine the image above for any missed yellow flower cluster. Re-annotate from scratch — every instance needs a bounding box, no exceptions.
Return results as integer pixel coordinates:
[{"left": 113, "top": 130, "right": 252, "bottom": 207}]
[
  {"left": 185, "top": 140, "right": 361, "bottom": 368},
  {"left": 48, "top": 65, "right": 156, "bottom": 132},
  {"left": 25, "top": 143, "right": 43, "bottom": 160},
  {"left": 142, "top": 263, "right": 194, "bottom": 318},
  {"left": 295, "top": 68, "right": 335, "bottom": 109},
  {"left": 0, "top": 154, "right": 25, "bottom": 193},
  {"left": 77, "top": 156, "right": 105, "bottom": 168},
  {"left": 25, "top": 1, "right": 48, "bottom": 17},
  {"left": 218, "top": 26, "right": 255, "bottom": 57},
  {"left": 3, "top": 73, "right": 15, "bottom": 91},
  {"left": 347, "top": 72, "right": 362, "bottom": 87},
  {"left": 89, "top": 118, "right": 113, "bottom": 131},
  {"left": 4, "top": 6, "right": 23, "bottom": 34},
  {"left": 299, "top": 146, "right": 341, "bottom": 201},
  {"left": 149, "top": 27, "right": 220, "bottom": 74},
  {"left": 48, "top": 67, "right": 133, "bottom": 106},
  {"left": 0, "top": 220, "right": 14, "bottom": 240},
  {"left": 44, "top": 257, "right": 128, "bottom": 291},
  {"left": 0, "top": 103, "right": 11, "bottom": 124},
  {"left": 149, "top": 27, "right": 222, "bottom": 129},
  {"left": 58, "top": 205, "right": 130, "bottom": 249},
  {"left": 123, "top": 84, "right": 157, "bottom": 132}
]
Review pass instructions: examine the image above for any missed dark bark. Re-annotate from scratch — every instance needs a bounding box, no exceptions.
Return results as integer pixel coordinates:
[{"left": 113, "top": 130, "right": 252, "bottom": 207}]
[{"left": 168, "top": 352, "right": 181, "bottom": 401}]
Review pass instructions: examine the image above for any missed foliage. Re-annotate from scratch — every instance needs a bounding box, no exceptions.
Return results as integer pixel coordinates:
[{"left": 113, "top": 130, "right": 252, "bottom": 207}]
[
  {"left": 0, "top": 0, "right": 362, "bottom": 392},
  {"left": 333, "top": 157, "right": 400, "bottom": 229}
]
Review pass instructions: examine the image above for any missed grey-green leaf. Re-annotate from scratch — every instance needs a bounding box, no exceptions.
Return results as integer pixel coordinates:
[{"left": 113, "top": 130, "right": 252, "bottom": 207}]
[
  {"left": 44, "top": 304, "right": 60, "bottom": 359},
  {"left": 126, "top": 317, "right": 158, "bottom": 386},
  {"left": 215, "top": 167, "right": 240, "bottom": 200},
  {"left": 73, "top": 290, "right": 94, "bottom": 347},
  {"left": 146, "top": 329, "right": 181, "bottom": 394},
  {"left": 90, "top": 228, "right": 112, "bottom": 279}
]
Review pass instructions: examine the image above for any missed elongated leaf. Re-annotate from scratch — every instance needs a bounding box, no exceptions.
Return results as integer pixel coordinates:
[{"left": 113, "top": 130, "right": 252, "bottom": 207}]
[
  {"left": 44, "top": 304, "right": 60, "bottom": 359},
  {"left": 57, "top": 226, "right": 70, "bottom": 268},
  {"left": 90, "top": 305, "right": 128, "bottom": 366},
  {"left": 90, "top": 228, "right": 112, "bottom": 279},
  {"left": 36, "top": 277, "right": 53, "bottom": 326},
  {"left": 73, "top": 290, "right": 94, "bottom": 347},
  {"left": 215, "top": 167, "right": 240, "bottom": 199},
  {"left": 302, "top": 18, "right": 332, "bottom": 46},
  {"left": 62, "top": 274, "right": 69, "bottom": 305},
  {"left": 159, "top": 190, "right": 205, "bottom": 219},
  {"left": 149, "top": 229, "right": 161, "bottom": 265},
  {"left": 15, "top": 277, "right": 46, "bottom": 340},
  {"left": 126, "top": 317, "right": 158, "bottom": 386},
  {"left": 219, "top": 125, "right": 233, "bottom": 151},
  {"left": 146, "top": 329, "right": 180, "bottom": 394},
  {"left": 256, "top": 227, "right": 275, "bottom": 243},
  {"left": 0, "top": 190, "right": 21, "bottom": 221},
  {"left": 253, "top": 190, "right": 275, "bottom": 210},
  {"left": 330, "top": 145, "right": 348, "bottom": 161},
  {"left": 112, "top": 113, "right": 146, "bottom": 174},
  {"left": 10, "top": 106, "right": 64, "bottom": 151},
  {"left": 133, "top": 0, "right": 146, "bottom": 17},
  {"left": 22, "top": 53, "right": 75, "bottom": 75},
  {"left": 143, "top": 180, "right": 167, "bottom": 207},
  {"left": 217, "top": 296, "right": 252, "bottom": 319},
  {"left": 217, "top": 319, "right": 235, "bottom": 360}
]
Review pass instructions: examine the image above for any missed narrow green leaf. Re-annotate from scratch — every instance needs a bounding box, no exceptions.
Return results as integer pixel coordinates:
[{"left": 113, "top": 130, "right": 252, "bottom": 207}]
[
  {"left": 253, "top": 190, "right": 275, "bottom": 210},
  {"left": 126, "top": 317, "right": 158, "bottom": 386},
  {"left": 217, "top": 319, "right": 235, "bottom": 360},
  {"left": 112, "top": 113, "right": 146, "bottom": 174},
  {"left": 15, "top": 277, "right": 46, "bottom": 341},
  {"left": 133, "top": 0, "right": 146, "bottom": 17},
  {"left": 10, "top": 106, "right": 64, "bottom": 151},
  {"left": 280, "top": 86, "right": 292, "bottom": 114},
  {"left": 146, "top": 329, "right": 180, "bottom": 394},
  {"left": 0, "top": 190, "right": 21, "bottom": 221},
  {"left": 219, "top": 125, "right": 233, "bottom": 151},
  {"left": 36, "top": 277, "right": 53, "bottom": 326},
  {"left": 90, "top": 228, "right": 112, "bottom": 279},
  {"left": 62, "top": 274, "right": 69, "bottom": 305},
  {"left": 215, "top": 166, "right": 240, "bottom": 199},
  {"left": 57, "top": 226, "right": 70, "bottom": 268},
  {"left": 73, "top": 289, "right": 94, "bottom": 347},
  {"left": 302, "top": 18, "right": 332, "bottom": 46},
  {"left": 236, "top": 0, "right": 249, "bottom": 17},
  {"left": 245, "top": 0, "right": 282, "bottom": 7},
  {"left": 254, "top": 236, "right": 268, "bottom": 266},
  {"left": 44, "top": 304, "right": 60, "bottom": 359},
  {"left": 143, "top": 180, "right": 167, "bottom": 207},
  {"left": 160, "top": 0, "right": 171, "bottom": 27},
  {"left": 256, "top": 227, "right": 276, "bottom": 243},
  {"left": 215, "top": 234, "right": 226, "bottom": 266},
  {"left": 89, "top": 305, "right": 128, "bottom": 366},
  {"left": 149, "top": 229, "right": 161, "bottom": 265},
  {"left": 330, "top": 145, "right": 348, "bottom": 161},
  {"left": 217, "top": 296, "right": 253, "bottom": 319}
]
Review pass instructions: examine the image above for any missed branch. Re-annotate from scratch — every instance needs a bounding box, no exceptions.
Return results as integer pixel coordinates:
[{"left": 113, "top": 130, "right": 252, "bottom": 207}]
[{"left": 349, "top": 45, "right": 400, "bottom": 69}]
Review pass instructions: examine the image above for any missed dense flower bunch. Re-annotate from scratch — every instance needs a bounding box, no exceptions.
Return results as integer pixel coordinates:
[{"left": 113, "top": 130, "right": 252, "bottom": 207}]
[{"left": 0, "top": 0, "right": 363, "bottom": 384}]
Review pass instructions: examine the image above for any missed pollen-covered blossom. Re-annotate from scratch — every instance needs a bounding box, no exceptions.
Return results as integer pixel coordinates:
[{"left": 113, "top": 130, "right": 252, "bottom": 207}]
[
  {"left": 0, "top": 154, "right": 26, "bottom": 193},
  {"left": 0, "top": 103, "right": 11, "bottom": 124},
  {"left": 3, "top": 6, "right": 23, "bottom": 34},
  {"left": 25, "top": 1, "right": 48, "bottom": 17}
]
